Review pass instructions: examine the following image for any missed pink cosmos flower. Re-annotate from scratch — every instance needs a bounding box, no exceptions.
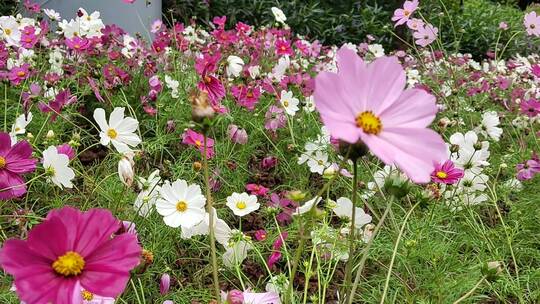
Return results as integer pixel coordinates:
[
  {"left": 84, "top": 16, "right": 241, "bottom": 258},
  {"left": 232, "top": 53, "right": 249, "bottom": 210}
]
[
  {"left": 314, "top": 46, "right": 446, "bottom": 183},
  {"left": 520, "top": 99, "right": 540, "bottom": 117},
  {"left": 254, "top": 229, "right": 267, "bottom": 241},
  {"left": 38, "top": 89, "right": 77, "bottom": 121},
  {"left": 516, "top": 159, "right": 540, "bottom": 181},
  {"left": 182, "top": 129, "right": 215, "bottom": 159},
  {"left": 275, "top": 39, "right": 293, "bottom": 56},
  {"left": 267, "top": 251, "right": 282, "bottom": 268},
  {"left": 430, "top": 160, "right": 464, "bottom": 184},
  {"left": 197, "top": 74, "right": 225, "bottom": 106},
  {"left": 245, "top": 184, "right": 269, "bottom": 196},
  {"left": 0, "top": 206, "right": 141, "bottom": 303},
  {"left": 406, "top": 18, "right": 424, "bottom": 31},
  {"left": 413, "top": 24, "right": 438, "bottom": 47},
  {"left": 524, "top": 11, "right": 540, "bottom": 37},
  {"left": 227, "top": 124, "right": 248, "bottom": 144},
  {"left": 57, "top": 143, "right": 76, "bottom": 160},
  {"left": 231, "top": 85, "right": 261, "bottom": 110},
  {"left": 531, "top": 64, "right": 540, "bottom": 78},
  {"left": 9, "top": 64, "right": 31, "bottom": 86},
  {"left": 392, "top": 0, "right": 419, "bottom": 26},
  {"left": 499, "top": 21, "right": 508, "bottom": 30},
  {"left": 65, "top": 36, "right": 90, "bottom": 52},
  {"left": 0, "top": 133, "right": 36, "bottom": 200},
  {"left": 221, "top": 290, "right": 281, "bottom": 304}
]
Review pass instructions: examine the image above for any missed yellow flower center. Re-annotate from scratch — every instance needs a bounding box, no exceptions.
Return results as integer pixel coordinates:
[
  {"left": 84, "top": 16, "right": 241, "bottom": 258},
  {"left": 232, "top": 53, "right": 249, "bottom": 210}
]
[
  {"left": 4, "top": 28, "right": 11, "bottom": 36},
  {"left": 0, "top": 156, "right": 6, "bottom": 169},
  {"left": 52, "top": 251, "right": 85, "bottom": 276},
  {"left": 404, "top": 10, "right": 410, "bottom": 16},
  {"left": 436, "top": 171, "right": 448, "bottom": 179},
  {"left": 17, "top": 71, "right": 26, "bottom": 77},
  {"left": 356, "top": 111, "right": 382, "bottom": 135},
  {"left": 82, "top": 290, "right": 94, "bottom": 301},
  {"left": 107, "top": 128, "right": 118, "bottom": 139},
  {"left": 283, "top": 100, "right": 289, "bottom": 107},
  {"left": 176, "top": 200, "right": 187, "bottom": 212},
  {"left": 195, "top": 140, "right": 202, "bottom": 147},
  {"left": 236, "top": 201, "right": 247, "bottom": 210},
  {"left": 317, "top": 160, "right": 324, "bottom": 166}
]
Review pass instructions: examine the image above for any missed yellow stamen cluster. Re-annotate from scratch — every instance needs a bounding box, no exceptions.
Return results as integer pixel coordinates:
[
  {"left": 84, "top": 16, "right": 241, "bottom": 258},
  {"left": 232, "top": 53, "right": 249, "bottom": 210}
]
[
  {"left": 356, "top": 111, "right": 382, "bottom": 135},
  {"left": 52, "top": 251, "right": 85, "bottom": 277},
  {"left": 236, "top": 201, "right": 247, "bottom": 210},
  {"left": 107, "top": 128, "right": 118, "bottom": 139},
  {"left": 0, "top": 156, "right": 6, "bottom": 169},
  {"left": 82, "top": 290, "right": 93, "bottom": 301},
  {"left": 176, "top": 201, "right": 187, "bottom": 212},
  {"left": 436, "top": 171, "right": 448, "bottom": 179}
]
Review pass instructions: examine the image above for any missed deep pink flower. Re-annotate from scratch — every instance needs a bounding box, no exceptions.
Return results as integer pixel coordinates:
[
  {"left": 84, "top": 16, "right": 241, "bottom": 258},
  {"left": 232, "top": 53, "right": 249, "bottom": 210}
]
[
  {"left": 524, "top": 11, "right": 540, "bottom": 37},
  {"left": 0, "top": 206, "right": 141, "bottom": 303},
  {"left": 520, "top": 99, "right": 540, "bottom": 117},
  {"left": 531, "top": 64, "right": 540, "bottom": 78},
  {"left": 182, "top": 129, "right": 215, "bottom": 159},
  {"left": 431, "top": 160, "right": 464, "bottom": 184},
  {"left": 23, "top": 0, "right": 40, "bottom": 13},
  {"left": 254, "top": 229, "right": 267, "bottom": 241},
  {"left": 314, "top": 46, "right": 446, "bottom": 183},
  {"left": 197, "top": 75, "right": 225, "bottom": 105},
  {"left": 20, "top": 26, "right": 38, "bottom": 49},
  {"left": 392, "top": 0, "right": 419, "bottom": 26},
  {"left": 267, "top": 251, "right": 282, "bottom": 268},
  {"left": 65, "top": 36, "right": 90, "bottom": 52},
  {"left": 57, "top": 143, "right": 76, "bottom": 160},
  {"left": 8, "top": 64, "right": 31, "bottom": 86},
  {"left": 38, "top": 89, "right": 77, "bottom": 121},
  {"left": 0, "top": 133, "right": 36, "bottom": 200},
  {"left": 231, "top": 85, "right": 261, "bottom": 110},
  {"left": 261, "top": 156, "right": 278, "bottom": 170},
  {"left": 245, "top": 184, "right": 269, "bottom": 196},
  {"left": 413, "top": 24, "right": 438, "bottom": 47},
  {"left": 275, "top": 39, "right": 293, "bottom": 56}
]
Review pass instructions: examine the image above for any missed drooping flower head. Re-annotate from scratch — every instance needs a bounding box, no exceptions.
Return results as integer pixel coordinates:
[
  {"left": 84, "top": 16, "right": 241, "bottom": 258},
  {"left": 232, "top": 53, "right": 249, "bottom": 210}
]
[
  {"left": 314, "top": 46, "right": 446, "bottom": 183},
  {"left": 0, "top": 132, "right": 36, "bottom": 200},
  {"left": 0, "top": 206, "right": 141, "bottom": 303}
]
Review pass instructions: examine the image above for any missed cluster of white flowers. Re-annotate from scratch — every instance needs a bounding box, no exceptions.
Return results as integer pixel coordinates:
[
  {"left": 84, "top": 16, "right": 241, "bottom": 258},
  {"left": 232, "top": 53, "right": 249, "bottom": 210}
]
[
  {"left": 58, "top": 8, "right": 104, "bottom": 38},
  {"left": 165, "top": 75, "right": 180, "bottom": 98},
  {"left": 298, "top": 127, "right": 331, "bottom": 175},
  {"left": 0, "top": 15, "right": 38, "bottom": 47},
  {"left": 48, "top": 48, "right": 64, "bottom": 75}
]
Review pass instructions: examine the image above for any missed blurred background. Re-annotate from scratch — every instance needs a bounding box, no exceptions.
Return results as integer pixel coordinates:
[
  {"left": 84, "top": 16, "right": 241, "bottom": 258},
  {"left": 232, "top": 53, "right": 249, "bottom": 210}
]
[{"left": 2, "top": 0, "right": 540, "bottom": 58}]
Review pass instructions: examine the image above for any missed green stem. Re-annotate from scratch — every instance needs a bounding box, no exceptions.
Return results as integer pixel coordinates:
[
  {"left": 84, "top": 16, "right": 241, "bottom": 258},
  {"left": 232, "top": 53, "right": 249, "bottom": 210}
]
[
  {"left": 452, "top": 276, "right": 487, "bottom": 304},
  {"left": 203, "top": 133, "right": 221, "bottom": 303},
  {"left": 348, "top": 198, "right": 393, "bottom": 304},
  {"left": 344, "top": 159, "right": 358, "bottom": 303},
  {"left": 380, "top": 200, "right": 420, "bottom": 304}
]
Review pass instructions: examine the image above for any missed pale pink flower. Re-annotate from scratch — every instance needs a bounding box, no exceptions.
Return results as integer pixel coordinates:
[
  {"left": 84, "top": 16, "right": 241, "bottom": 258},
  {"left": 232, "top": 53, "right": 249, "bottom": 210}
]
[
  {"left": 313, "top": 46, "right": 446, "bottom": 183},
  {"left": 524, "top": 11, "right": 540, "bottom": 37},
  {"left": 392, "top": 0, "right": 419, "bottom": 26},
  {"left": 413, "top": 24, "right": 438, "bottom": 47}
]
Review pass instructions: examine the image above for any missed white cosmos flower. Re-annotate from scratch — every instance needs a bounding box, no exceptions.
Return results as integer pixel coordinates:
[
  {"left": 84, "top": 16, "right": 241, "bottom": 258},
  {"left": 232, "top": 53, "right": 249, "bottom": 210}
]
[
  {"left": 294, "top": 197, "right": 322, "bottom": 215},
  {"left": 331, "top": 197, "right": 372, "bottom": 229},
  {"left": 226, "top": 192, "right": 259, "bottom": 217},
  {"left": 304, "top": 96, "right": 316, "bottom": 113},
  {"left": 307, "top": 150, "right": 329, "bottom": 175},
  {"left": 368, "top": 44, "right": 385, "bottom": 58},
  {"left": 475, "top": 111, "right": 503, "bottom": 142},
  {"left": 164, "top": 75, "right": 180, "bottom": 98},
  {"left": 0, "top": 16, "right": 21, "bottom": 47},
  {"left": 42, "top": 146, "right": 75, "bottom": 189},
  {"left": 9, "top": 112, "right": 32, "bottom": 143},
  {"left": 271, "top": 7, "right": 287, "bottom": 24},
  {"left": 156, "top": 179, "right": 206, "bottom": 228},
  {"left": 269, "top": 56, "right": 289, "bottom": 82},
  {"left": 43, "top": 9, "right": 61, "bottom": 22},
  {"left": 226, "top": 55, "right": 244, "bottom": 78},
  {"left": 449, "top": 131, "right": 478, "bottom": 153},
  {"left": 280, "top": 90, "right": 299, "bottom": 116},
  {"left": 133, "top": 170, "right": 161, "bottom": 217},
  {"left": 94, "top": 107, "right": 141, "bottom": 153},
  {"left": 181, "top": 208, "right": 232, "bottom": 247},
  {"left": 248, "top": 65, "right": 260, "bottom": 79}
]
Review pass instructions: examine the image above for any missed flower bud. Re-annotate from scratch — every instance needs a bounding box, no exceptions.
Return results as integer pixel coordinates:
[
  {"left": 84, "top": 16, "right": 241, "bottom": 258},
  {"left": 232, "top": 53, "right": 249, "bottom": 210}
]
[
  {"left": 118, "top": 152, "right": 135, "bottom": 187},
  {"left": 286, "top": 190, "right": 306, "bottom": 202},
  {"left": 46, "top": 130, "right": 55, "bottom": 139},
  {"left": 160, "top": 273, "right": 171, "bottom": 295},
  {"left": 482, "top": 261, "right": 503, "bottom": 281},
  {"left": 227, "top": 124, "right": 248, "bottom": 144}
]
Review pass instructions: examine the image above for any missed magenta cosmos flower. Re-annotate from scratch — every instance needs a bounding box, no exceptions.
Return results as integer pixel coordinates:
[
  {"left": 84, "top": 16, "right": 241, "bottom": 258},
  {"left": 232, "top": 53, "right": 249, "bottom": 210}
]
[
  {"left": 0, "top": 132, "right": 36, "bottom": 200},
  {"left": 0, "top": 206, "right": 141, "bottom": 304},
  {"left": 524, "top": 11, "right": 540, "bottom": 37},
  {"left": 182, "top": 129, "right": 215, "bottom": 159},
  {"left": 391, "top": 0, "right": 419, "bottom": 26},
  {"left": 430, "top": 160, "right": 464, "bottom": 184},
  {"left": 314, "top": 47, "right": 446, "bottom": 183}
]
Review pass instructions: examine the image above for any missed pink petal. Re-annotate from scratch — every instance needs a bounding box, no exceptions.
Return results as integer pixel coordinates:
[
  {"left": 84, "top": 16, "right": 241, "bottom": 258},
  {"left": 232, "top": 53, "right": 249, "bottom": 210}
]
[
  {"left": 81, "top": 233, "right": 141, "bottom": 297},
  {"left": 5, "top": 140, "right": 36, "bottom": 174},
  {"left": 0, "top": 170, "right": 27, "bottom": 199},
  {"left": 366, "top": 56, "right": 406, "bottom": 114},
  {"left": 378, "top": 88, "right": 437, "bottom": 128},
  {"left": 27, "top": 216, "right": 70, "bottom": 261}
]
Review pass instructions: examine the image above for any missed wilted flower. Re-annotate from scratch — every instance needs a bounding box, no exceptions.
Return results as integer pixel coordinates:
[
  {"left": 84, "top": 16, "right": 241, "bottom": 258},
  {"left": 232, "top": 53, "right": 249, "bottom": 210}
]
[
  {"left": 160, "top": 273, "right": 170, "bottom": 295},
  {"left": 227, "top": 124, "right": 248, "bottom": 144}
]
